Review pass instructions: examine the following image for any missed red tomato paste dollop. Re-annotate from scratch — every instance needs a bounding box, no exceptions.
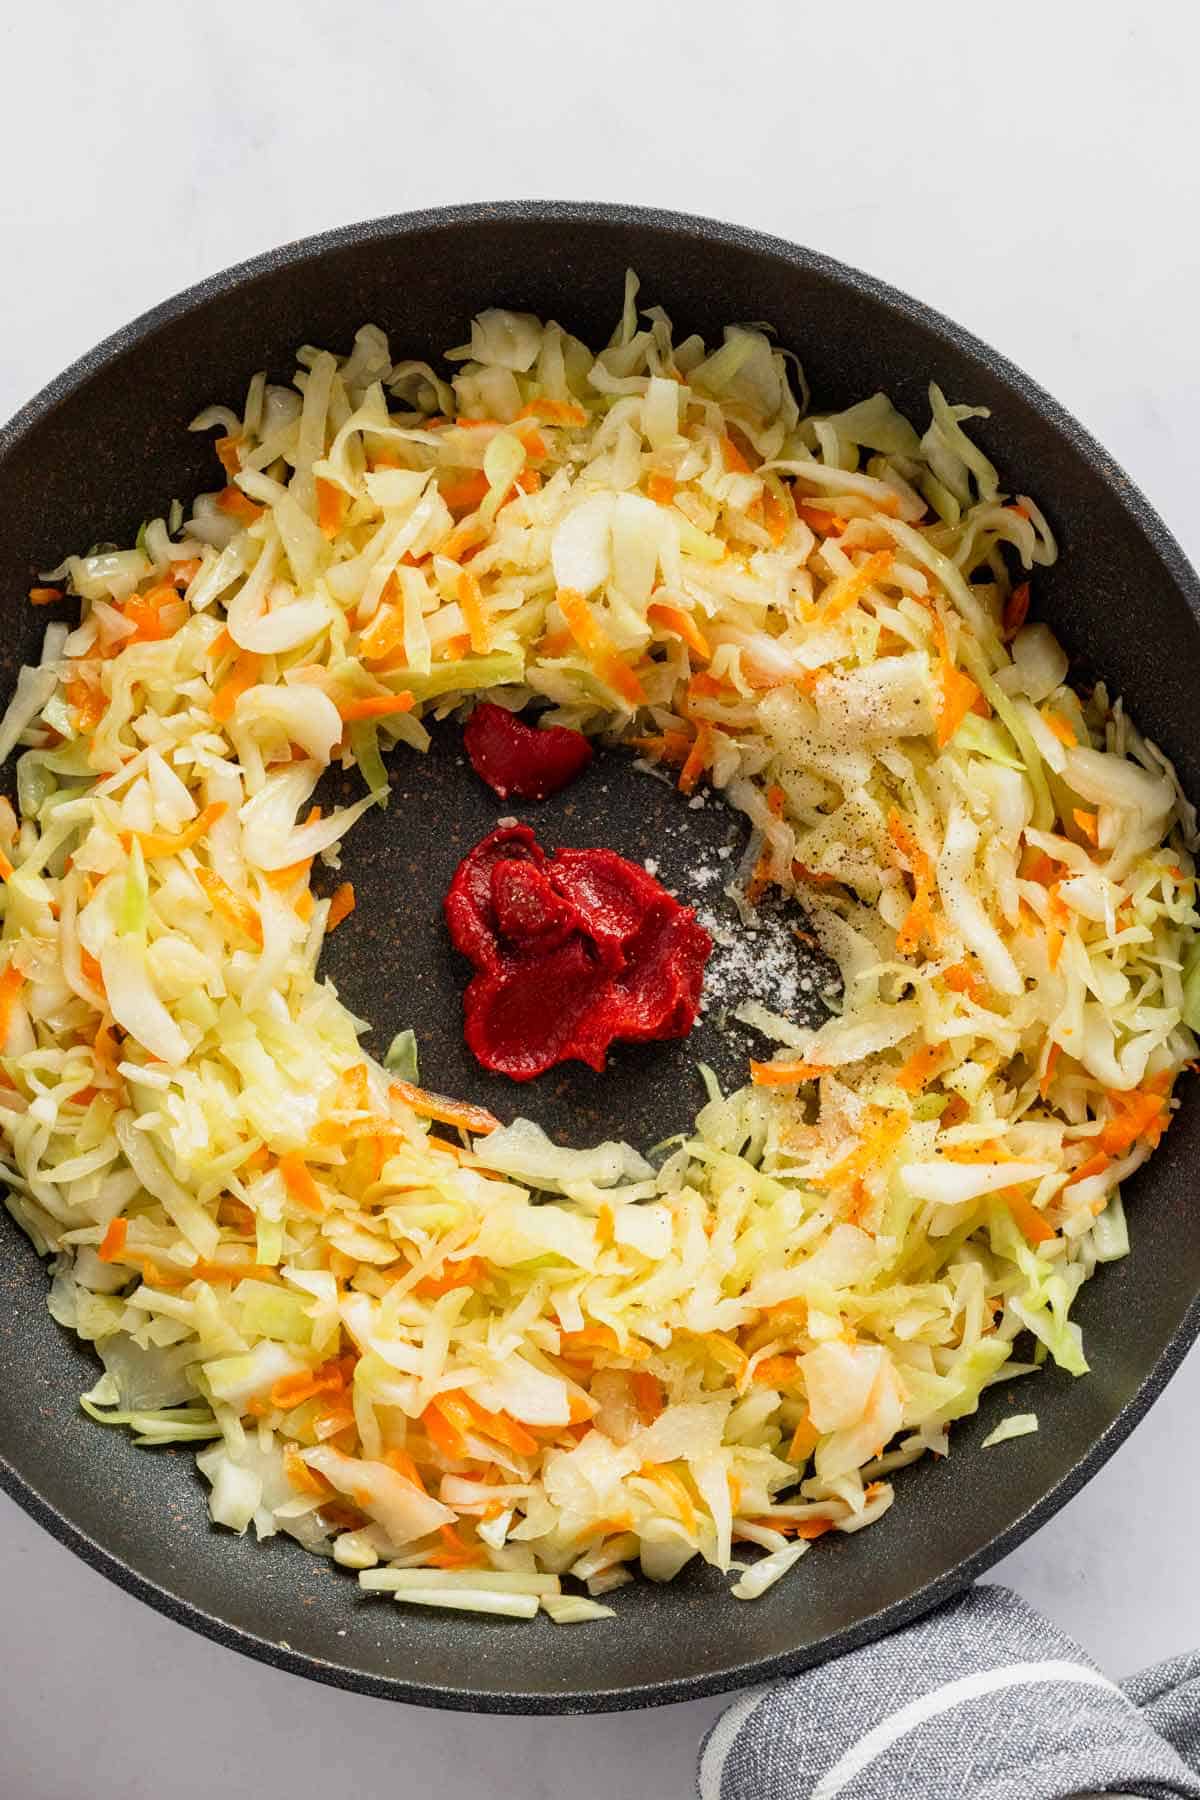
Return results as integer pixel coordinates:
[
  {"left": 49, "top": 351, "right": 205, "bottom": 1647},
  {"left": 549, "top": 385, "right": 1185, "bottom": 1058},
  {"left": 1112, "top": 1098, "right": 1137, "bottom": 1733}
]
[
  {"left": 445, "top": 824, "right": 713, "bottom": 1080},
  {"left": 463, "top": 703, "right": 594, "bottom": 801}
]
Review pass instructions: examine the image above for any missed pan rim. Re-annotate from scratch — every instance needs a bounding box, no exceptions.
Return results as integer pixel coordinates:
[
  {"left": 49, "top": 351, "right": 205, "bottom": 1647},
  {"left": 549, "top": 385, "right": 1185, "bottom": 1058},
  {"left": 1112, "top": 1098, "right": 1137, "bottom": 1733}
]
[{"left": 2, "top": 197, "right": 1199, "bottom": 1714}]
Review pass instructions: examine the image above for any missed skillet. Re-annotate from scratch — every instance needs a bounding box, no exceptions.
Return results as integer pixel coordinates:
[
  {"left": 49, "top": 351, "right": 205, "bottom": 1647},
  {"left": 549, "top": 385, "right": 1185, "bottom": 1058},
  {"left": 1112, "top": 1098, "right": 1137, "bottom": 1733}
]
[{"left": 1, "top": 201, "right": 1198, "bottom": 1712}]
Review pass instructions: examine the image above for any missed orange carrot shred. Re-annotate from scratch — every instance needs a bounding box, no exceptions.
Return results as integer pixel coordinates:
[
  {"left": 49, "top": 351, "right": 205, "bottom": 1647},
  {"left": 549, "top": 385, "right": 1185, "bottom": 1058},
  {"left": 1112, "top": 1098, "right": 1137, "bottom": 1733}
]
[
  {"left": 325, "top": 882, "right": 356, "bottom": 932},
  {"left": 389, "top": 1077, "right": 500, "bottom": 1136},
  {"left": 1003, "top": 581, "right": 1030, "bottom": 638},
  {"left": 337, "top": 692, "right": 415, "bottom": 722},
  {"left": 895, "top": 1042, "right": 947, "bottom": 1093},
  {"left": 750, "top": 1058, "right": 828, "bottom": 1087},
  {"left": 123, "top": 800, "right": 226, "bottom": 860},
  {"left": 98, "top": 1217, "right": 128, "bottom": 1263},
  {"left": 211, "top": 649, "right": 261, "bottom": 723},
  {"left": 1042, "top": 709, "right": 1078, "bottom": 747},
  {"left": 278, "top": 1153, "right": 324, "bottom": 1215},
  {"left": 214, "top": 434, "right": 243, "bottom": 479},
  {"left": 457, "top": 567, "right": 491, "bottom": 655},
  {"left": 0, "top": 964, "right": 24, "bottom": 1044},
  {"left": 316, "top": 477, "right": 349, "bottom": 538},
  {"left": 647, "top": 600, "right": 711, "bottom": 661},
  {"left": 439, "top": 471, "right": 490, "bottom": 515},
  {"left": 216, "top": 485, "right": 263, "bottom": 524},
  {"left": 678, "top": 723, "right": 714, "bottom": 796},
  {"left": 195, "top": 866, "right": 263, "bottom": 946},
  {"left": 28, "top": 586, "right": 62, "bottom": 605},
  {"left": 555, "top": 586, "right": 646, "bottom": 708}
]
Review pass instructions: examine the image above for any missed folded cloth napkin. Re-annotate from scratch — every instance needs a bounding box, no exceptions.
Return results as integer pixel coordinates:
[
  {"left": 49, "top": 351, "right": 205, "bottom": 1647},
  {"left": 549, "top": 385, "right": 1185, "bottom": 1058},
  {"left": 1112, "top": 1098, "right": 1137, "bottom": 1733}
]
[{"left": 699, "top": 1585, "right": 1200, "bottom": 1800}]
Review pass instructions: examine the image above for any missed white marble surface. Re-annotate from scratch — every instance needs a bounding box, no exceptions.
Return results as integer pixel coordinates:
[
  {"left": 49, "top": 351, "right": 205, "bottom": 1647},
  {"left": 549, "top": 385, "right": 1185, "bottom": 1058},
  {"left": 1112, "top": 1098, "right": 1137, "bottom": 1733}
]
[{"left": 2, "top": 3, "right": 1199, "bottom": 1794}]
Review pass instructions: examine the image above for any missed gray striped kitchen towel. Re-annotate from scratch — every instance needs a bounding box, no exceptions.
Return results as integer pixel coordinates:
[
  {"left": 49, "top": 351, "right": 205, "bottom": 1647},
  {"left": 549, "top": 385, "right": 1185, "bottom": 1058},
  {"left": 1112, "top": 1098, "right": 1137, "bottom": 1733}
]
[{"left": 699, "top": 1585, "right": 1200, "bottom": 1799}]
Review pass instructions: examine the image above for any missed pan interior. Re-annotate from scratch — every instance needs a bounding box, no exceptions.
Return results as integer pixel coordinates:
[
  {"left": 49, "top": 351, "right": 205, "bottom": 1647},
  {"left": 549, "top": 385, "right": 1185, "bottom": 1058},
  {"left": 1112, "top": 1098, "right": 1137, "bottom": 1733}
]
[{"left": 1, "top": 203, "right": 1199, "bottom": 1711}]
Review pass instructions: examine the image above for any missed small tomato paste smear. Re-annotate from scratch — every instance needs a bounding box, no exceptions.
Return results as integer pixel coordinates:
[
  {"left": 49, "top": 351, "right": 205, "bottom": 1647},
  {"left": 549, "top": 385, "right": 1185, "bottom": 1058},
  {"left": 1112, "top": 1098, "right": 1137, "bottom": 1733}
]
[
  {"left": 463, "top": 702, "right": 594, "bottom": 800},
  {"left": 445, "top": 824, "right": 712, "bottom": 1081}
]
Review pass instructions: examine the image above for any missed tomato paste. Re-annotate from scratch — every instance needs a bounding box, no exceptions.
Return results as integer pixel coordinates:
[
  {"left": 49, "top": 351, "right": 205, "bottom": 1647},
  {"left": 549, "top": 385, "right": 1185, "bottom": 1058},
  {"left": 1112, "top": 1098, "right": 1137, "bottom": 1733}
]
[
  {"left": 463, "top": 703, "right": 594, "bottom": 801},
  {"left": 445, "top": 824, "right": 712, "bottom": 1080}
]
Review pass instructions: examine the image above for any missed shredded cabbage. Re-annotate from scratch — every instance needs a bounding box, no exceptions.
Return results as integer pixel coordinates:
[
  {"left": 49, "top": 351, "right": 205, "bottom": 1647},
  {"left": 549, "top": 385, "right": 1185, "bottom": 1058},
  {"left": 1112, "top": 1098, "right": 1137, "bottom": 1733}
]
[{"left": 3, "top": 277, "right": 1195, "bottom": 1620}]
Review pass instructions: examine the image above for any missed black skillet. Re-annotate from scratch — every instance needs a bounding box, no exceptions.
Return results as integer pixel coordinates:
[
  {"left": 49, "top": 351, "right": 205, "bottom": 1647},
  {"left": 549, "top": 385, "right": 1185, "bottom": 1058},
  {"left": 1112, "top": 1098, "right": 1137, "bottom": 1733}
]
[{"left": 1, "top": 203, "right": 1198, "bottom": 1713}]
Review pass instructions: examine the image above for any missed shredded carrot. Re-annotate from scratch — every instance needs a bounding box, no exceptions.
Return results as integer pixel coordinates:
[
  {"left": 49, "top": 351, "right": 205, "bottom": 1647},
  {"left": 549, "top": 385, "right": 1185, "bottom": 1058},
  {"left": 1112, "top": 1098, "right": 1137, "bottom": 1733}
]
[
  {"left": 555, "top": 586, "right": 646, "bottom": 708},
  {"left": 414, "top": 1255, "right": 489, "bottom": 1299},
  {"left": 216, "top": 485, "right": 263, "bottom": 524},
  {"left": 316, "top": 476, "right": 349, "bottom": 538},
  {"left": 630, "top": 1370, "right": 663, "bottom": 1425},
  {"left": 383, "top": 1448, "right": 427, "bottom": 1491},
  {"left": 646, "top": 472, "right": 677, "bottom": 507},
  {"left": 752, "top": 1355, "right": 801, "bottom": 1388},
  {"left": 795, "top": 501, "right": 848, "bottom": 534},
  {"left": 895, "top": 1042, "right": 947, "bottom": 1094},
  {"left": 0, "top": 851, "right": 12, "bottom": 882},
  {"left": 283, "top": 1443, "right": 329, "bottom": 1495},
  {"left": 943, "top": 959, "right": 986, "bottom": 1003},
  {"left": 439, "top": 470, "right": 490, "bottom": 515},
  {"left": 171, "top": 558, "right": 202, "bottom": 587},
  {"left": 517, "top": 397, "right": 588, "bottom": 427},
  {"left": 678, "top": 722, "right": 714, "bottom": 796},
  {"left": 217, "top": 1196, "right": 256, "bottom": 1234},
  {"left": 211, "top": 649, "right": 261, "bottom": 723},
  {"left": 123, "top": 800, "right": 226, "bottom": 860},
  {"left": 0, "top": 964, "right": 24, "bottom": 1045},
  {"left": 812, "top": 1108, "right": 909, "bottom": 1199},
  {"left": 931, "top": 617, "right": 982, "bottom": 747},
  {"left": 457, "top": 567, "right": 491, "bottom": 654},
  {"left": 195, "top": 866, "right": 263, "bottom": 946},
  {"left": 360, "top": 600, "right": 407, "bottom": 664},
  {"left": 818, "top": 549, "right": 894, "bottom": 624},
  {"left": 64, "top": 676, "right": 106, "bottom": 733},
  {"left": 1006, "top": 1191, "right": 1056, "bottom": 1246},
  {"left": 628, "top": 730, "right": 691, "bottom": 767},
  {"left": 430, "top": 1523, "right": 487, "bottom": 1569},
  {"left": 640, "top": 1463, "right": 698, "bottom": 1535},
  {"left": 1003, "top": 581, "right": 1030, "bottom": 639},
  {"left": 1039, "top": 1041, "right": 1062, "bottom": 1101},
  {"left": 28, "top": 586, "right": 62, "bottom": 605},
  {"left": 441, "top": 517, "right": 486, "bottom": 563},
  {"left": 389, "top": 1076, "right": 500, "bottom": 1136},
  {"left": 214, "top": 434, "right": 243, "bottom": 479},
  {"left": 751, "top": 1058, "right": 827, "bottom": 1087},
  {"left": 337, "top": 691, "right": 415, "bottom": 722},
  {"left": 97, "top": 1217, "right": 128, "bottom": 1263},
  {"left": 422, "top": 1397, "right": 468, "bottom": 1461},
  {"left": 787, "top": 1415, "right": 820, "bottom": 1463},
  {"left": 1093, "top": 1084, "right": 1171, "bottom": 1158},
  {"left": 457, "top": 1391, "right": 539, "bottom": 1457},
  {"left": 720, "top": 433, "right": 751, "bottom": 474},
  {"left": 294, "top": 889, "right": 315, "bottom": 923},
  {"left": 270, "top": 1361, "right": 345, "bottom": 1412},
  {"left": 120, "top": 584, "right": 184, "bottom": 644},
  {"left": 887, "top": 807, "right": 941, "bottom": 952},
  {"left": 1042, "top": 709, "right": 1077, "bottom": 747},
  {"left": 647, "top": 600, "right": 711, "bottom": 661},
  {"left": 1020, "top": 848, "right": 1060, "bottom": 887},
  {"left": 1045, "top": 882, "right": 1070, "bottom": 970},
  {"left": 763, "top": 491, "right": 794, "bottom": 544},
  {"left": 264, "top": 855, "right": 314, "bottom": 892},
  {"left": 325, "top": 882, "right": 356, "bottom": 932},
  {"left": 278, "top": 1153, "right": 324, "bottom": 1216},
  {"left": 1072, "top": 808, "right": 1099, "bottom": 845}
]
